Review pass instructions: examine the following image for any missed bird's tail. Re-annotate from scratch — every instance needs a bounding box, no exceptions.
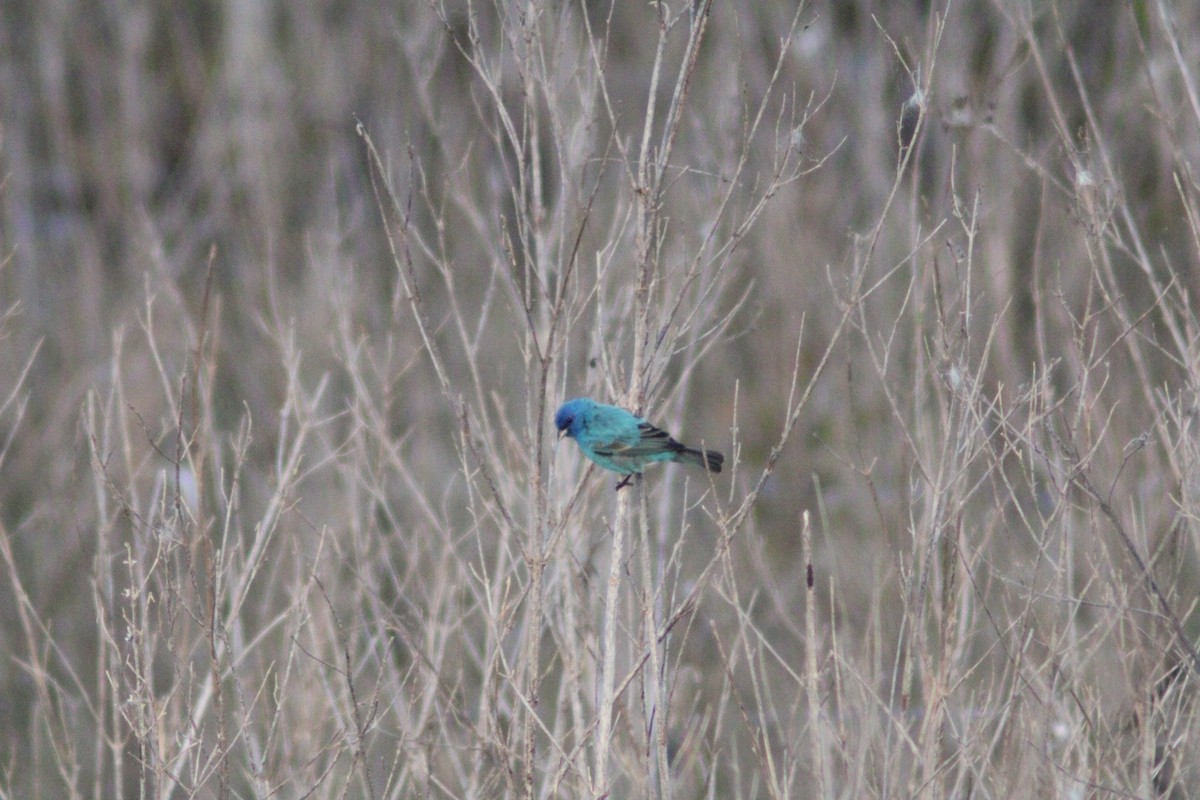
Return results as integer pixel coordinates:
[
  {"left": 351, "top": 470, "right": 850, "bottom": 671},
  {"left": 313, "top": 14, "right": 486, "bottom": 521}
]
[{"left": 675, "top": 446, "right": 724, "bottom": 473}]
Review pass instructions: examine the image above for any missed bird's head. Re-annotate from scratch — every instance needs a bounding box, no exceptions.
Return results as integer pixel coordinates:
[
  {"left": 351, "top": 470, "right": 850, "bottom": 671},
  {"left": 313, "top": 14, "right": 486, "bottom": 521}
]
[{"left": 554, "top": 397, "right": 592, "bottom": 440}]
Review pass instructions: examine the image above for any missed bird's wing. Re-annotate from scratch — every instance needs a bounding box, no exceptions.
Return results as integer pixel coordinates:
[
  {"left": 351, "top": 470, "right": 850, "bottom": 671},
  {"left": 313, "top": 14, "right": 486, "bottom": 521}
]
[{"left": 595, "top": 422, "right": 679, "bottom": 457}]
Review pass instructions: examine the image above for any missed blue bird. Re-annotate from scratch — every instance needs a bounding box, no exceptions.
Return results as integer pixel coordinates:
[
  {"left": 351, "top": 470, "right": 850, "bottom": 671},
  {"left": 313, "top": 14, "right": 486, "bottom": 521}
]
[{"left": 555, "top": 397, "right": 724, "bottom": 488}]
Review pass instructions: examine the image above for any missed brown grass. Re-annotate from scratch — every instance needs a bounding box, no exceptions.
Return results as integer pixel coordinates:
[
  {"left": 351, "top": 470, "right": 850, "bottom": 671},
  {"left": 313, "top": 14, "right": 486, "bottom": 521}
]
[{"left": 2, "top": 1, "right": 1200, "bottom": 797}]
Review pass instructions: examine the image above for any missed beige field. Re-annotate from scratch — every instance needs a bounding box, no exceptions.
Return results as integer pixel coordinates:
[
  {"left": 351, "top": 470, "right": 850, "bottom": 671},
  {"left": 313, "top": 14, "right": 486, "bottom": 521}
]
[{"left": 2, "top": 1, "right": 1199, "bottom": 797}]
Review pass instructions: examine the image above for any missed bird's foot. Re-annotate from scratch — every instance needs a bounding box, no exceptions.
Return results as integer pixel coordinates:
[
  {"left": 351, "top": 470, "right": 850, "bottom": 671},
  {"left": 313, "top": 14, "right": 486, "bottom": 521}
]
[{"left": 615, "top": 474, "right": 636, "bottom": 491}]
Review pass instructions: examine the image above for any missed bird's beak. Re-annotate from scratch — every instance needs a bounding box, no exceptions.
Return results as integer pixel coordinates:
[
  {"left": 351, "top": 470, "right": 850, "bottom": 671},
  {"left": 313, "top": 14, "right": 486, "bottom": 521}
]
[{"left": 557, "top": 429, "right": 567, "bottom": 440}]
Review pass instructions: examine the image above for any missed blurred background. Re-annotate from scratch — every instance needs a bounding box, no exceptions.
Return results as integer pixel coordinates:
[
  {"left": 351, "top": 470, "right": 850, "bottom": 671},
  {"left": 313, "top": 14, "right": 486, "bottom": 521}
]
[{"left": 3, "top": 0, "right": 1200, "bottom": 797}]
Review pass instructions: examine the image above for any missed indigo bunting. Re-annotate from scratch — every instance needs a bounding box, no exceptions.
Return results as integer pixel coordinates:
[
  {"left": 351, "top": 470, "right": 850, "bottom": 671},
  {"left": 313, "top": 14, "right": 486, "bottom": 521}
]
[{"left": 555, "top": 397, "right": 723, "bottom": 487}]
